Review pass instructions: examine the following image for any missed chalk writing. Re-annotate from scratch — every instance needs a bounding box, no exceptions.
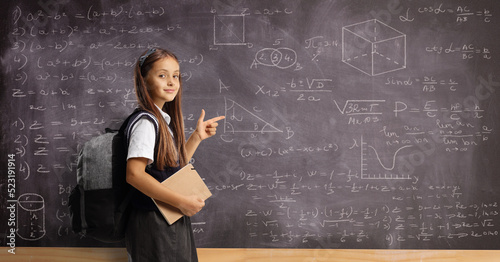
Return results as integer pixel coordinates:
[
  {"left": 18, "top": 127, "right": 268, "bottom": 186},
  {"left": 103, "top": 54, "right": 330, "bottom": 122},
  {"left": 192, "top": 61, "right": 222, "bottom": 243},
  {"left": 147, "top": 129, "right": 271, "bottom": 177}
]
[{"left": 1, "top": 0, "right": 499, "bottom": 250}]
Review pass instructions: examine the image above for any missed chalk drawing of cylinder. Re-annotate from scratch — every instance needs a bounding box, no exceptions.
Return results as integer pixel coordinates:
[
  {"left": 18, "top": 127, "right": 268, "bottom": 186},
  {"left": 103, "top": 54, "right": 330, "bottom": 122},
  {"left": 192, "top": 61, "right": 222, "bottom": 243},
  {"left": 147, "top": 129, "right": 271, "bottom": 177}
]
[{"left": 17, "top": 193, "right": 46, "bottom": 241}]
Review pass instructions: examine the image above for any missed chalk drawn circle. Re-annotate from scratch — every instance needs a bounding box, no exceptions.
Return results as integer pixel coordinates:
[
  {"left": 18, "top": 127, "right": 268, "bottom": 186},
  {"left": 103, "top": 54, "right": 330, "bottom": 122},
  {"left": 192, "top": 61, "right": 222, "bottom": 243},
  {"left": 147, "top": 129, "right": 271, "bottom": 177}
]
[
  {"left": 274, "top": 48, "right": 297, "bottom": 69},
  {"left": 255, "top": 47, "right": 297, "bottom": 69},
  {"left": 255, "top": 48, "right": 276, "bottom": 66},
  {"left": 270, "top": 49, "right": 283, "bottom": 66},
  {"left": 17, "top": 193, "right": 45, "bottom": 212}
]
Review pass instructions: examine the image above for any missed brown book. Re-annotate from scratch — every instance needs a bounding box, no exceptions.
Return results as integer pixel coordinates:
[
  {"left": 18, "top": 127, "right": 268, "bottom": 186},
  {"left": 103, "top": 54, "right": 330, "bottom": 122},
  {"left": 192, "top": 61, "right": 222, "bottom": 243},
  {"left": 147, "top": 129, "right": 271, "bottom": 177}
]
[{"left": 151, "top": 164, "right": 212, "bottom": 225}]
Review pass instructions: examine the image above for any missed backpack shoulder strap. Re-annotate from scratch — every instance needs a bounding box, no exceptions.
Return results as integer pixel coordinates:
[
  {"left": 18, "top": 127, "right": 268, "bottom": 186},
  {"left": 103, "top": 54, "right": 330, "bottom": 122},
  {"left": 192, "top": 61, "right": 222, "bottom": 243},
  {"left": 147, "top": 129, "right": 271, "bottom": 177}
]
[{"left": 120, "top": 109, "right": 159, "bottom": 143}]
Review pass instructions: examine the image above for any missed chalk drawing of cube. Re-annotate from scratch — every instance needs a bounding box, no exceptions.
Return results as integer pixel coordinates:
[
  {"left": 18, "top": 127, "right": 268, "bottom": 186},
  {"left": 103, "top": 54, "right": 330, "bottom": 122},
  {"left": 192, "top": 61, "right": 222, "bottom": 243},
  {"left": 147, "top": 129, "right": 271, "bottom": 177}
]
[{"left": 342, "top": 19, "right": 406, "bottom": 76}]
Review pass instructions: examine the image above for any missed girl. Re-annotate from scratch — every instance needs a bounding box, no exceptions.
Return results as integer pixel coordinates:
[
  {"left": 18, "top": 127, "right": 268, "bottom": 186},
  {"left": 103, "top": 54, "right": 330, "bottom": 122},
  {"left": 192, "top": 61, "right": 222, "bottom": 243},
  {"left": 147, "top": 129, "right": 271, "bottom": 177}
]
[{"left": 125, "top": 48, "right": 224, "bottom": 261}]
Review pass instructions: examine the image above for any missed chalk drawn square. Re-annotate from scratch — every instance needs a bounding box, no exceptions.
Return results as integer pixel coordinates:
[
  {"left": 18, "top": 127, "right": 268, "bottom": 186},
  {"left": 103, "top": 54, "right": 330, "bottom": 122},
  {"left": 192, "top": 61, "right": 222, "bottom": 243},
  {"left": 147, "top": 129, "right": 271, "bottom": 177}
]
[
  {"left": 342, "top": 19, "right": 406, "bottom": 76},
  {"left": 213, "top": 15, "right": 246, "bottom": 45}
]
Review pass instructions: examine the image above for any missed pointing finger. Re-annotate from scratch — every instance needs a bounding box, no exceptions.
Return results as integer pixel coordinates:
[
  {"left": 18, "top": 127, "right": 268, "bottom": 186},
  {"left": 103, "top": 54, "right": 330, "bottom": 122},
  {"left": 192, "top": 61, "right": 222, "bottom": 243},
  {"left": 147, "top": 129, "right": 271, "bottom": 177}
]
[{"left": 206, "top": 115, "right": 225, "bottom": 125}]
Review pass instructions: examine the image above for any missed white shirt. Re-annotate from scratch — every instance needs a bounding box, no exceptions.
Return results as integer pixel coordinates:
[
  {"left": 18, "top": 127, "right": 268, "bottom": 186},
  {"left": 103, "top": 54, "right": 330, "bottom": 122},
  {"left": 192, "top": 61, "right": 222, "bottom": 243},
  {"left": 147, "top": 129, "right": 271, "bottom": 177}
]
[{"left": 127, "top": 106, "right": 171, "bottom": 165}]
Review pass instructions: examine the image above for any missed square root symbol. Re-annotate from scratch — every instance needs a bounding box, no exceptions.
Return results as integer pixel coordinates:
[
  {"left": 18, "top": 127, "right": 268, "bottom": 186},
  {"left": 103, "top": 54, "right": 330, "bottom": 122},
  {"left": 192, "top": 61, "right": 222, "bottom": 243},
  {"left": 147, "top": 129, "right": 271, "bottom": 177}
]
[{"left": 342, "top": 19, "right": 406, "bottom": 76}]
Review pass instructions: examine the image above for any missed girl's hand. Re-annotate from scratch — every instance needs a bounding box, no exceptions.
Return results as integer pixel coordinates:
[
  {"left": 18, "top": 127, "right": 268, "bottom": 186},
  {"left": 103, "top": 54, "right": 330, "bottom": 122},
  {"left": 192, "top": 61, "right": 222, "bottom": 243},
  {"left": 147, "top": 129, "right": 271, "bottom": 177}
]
[
  {"left": 194, "top": 109, "right": 225, "bottom": 141},
  {"left": 178, "top": 195, "right": 205, "bottom": 217}
]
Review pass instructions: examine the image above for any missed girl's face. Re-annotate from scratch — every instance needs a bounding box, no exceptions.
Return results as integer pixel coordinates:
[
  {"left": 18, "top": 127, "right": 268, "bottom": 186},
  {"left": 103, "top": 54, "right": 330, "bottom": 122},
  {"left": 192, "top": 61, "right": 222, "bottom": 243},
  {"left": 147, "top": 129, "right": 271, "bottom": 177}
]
[{"left": 145, "top": 57, "right": 180, "bottom": 108}]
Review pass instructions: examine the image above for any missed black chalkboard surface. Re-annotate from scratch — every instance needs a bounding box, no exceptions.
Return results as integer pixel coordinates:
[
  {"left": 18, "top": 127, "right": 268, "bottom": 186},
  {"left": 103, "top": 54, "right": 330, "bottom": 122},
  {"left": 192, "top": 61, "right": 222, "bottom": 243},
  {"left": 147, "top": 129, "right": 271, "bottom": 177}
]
[{"left": 1, "top": 0, "right": 499, "bottom": 249}]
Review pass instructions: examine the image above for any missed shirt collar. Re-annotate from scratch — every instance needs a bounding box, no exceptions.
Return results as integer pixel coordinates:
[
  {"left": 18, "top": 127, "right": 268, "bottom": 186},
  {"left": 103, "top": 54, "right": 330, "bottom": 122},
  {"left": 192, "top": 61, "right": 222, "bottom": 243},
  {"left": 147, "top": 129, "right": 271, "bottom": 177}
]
[{"left": 155, "top": 104, "right": 171, "bottom": 125}]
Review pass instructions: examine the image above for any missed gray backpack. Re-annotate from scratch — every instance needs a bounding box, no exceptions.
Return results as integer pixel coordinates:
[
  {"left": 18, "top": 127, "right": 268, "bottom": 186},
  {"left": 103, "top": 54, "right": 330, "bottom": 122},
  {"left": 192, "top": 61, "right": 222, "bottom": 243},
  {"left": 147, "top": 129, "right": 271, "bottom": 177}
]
[{"left": 68, "top": 109, "right": 158, "bottom": 243}]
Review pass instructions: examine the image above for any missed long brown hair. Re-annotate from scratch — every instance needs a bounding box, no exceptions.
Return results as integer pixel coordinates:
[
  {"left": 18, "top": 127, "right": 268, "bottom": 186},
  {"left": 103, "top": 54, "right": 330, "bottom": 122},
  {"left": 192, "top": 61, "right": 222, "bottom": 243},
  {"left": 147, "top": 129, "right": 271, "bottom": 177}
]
[{"left": 133, "top": 48, "right": 187, "bottom": 169}]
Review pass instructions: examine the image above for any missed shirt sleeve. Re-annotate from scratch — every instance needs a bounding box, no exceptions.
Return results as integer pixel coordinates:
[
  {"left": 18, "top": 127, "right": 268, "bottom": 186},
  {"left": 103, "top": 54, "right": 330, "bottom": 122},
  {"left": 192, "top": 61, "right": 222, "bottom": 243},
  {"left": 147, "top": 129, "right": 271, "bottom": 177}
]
[{"left": 127, "top": 117, "right": 156, "bottom": 165}]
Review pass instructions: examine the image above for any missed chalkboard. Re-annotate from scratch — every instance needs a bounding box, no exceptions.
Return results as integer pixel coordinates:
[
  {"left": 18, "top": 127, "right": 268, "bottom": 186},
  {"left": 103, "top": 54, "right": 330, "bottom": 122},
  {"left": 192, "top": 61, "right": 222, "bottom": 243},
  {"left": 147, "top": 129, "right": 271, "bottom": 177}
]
[{"left": 1, "top": 0, "right": 499, "bottom": 250}]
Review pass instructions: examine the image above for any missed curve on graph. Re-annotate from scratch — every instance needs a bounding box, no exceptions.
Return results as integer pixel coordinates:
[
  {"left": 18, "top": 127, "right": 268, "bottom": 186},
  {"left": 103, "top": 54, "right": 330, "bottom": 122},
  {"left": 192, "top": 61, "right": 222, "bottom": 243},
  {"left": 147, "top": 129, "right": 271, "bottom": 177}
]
[{"left": 367, "top": 145, "right": 413, "bottom": 170}]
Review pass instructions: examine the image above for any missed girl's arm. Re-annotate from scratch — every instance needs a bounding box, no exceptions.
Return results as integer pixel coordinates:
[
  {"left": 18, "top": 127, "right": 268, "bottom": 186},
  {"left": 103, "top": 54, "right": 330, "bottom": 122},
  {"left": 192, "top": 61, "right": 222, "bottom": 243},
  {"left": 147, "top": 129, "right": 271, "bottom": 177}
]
[
  {"left": 126, "top": 157, "right": 204, "bottom": 216},
  {"left": 185, "top": 109, "right": 225, "bottom": 160}
]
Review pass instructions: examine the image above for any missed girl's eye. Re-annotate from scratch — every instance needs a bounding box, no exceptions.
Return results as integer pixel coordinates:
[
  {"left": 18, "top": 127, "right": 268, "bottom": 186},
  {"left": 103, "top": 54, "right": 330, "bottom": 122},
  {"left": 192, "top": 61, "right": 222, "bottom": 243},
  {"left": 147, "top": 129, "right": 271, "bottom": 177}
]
[
  {"left": 173, "top": 75, "right": 180, "bottom": 79},
  {"left": 159, "top": 74, "right": 165, "bottom": 78}
]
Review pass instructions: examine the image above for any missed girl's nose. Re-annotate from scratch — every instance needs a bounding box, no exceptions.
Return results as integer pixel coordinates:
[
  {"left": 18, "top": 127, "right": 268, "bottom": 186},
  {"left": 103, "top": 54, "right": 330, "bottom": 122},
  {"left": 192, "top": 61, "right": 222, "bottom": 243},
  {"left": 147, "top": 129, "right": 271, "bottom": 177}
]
[{"left": 167, "top": 77, "right": 174, "bottom": 86}]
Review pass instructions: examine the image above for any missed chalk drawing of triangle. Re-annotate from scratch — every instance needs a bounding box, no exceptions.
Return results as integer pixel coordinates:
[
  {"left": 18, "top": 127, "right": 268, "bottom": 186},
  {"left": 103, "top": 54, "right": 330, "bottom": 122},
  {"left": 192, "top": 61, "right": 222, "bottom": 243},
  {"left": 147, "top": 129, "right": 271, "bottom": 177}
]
[{"left": 224, "top": 97, "right": 282, "bottom": 134}]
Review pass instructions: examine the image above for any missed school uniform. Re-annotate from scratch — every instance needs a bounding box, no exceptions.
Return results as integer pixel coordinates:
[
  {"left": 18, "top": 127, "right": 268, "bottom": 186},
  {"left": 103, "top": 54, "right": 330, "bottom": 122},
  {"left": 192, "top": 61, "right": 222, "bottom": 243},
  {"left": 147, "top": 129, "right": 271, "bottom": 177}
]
[{"left": 126, "top": 108, "right": 198, "bottom": 262}]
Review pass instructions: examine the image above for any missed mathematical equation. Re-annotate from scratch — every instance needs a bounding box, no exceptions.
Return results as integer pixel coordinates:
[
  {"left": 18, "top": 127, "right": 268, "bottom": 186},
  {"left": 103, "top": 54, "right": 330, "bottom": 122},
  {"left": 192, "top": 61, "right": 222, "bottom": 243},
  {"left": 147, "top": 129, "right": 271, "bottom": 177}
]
[
  {"left": 426, "top": 43, "right": 492, "bottom": 60},
  {"left": 202, "top": 166, "right": 498, "bottom": 246},
  {"left": 241, "top": 200, "right": 499, "bottom": 245},
  {"left": 415, "top": 4, "right": 493, "bottom": 23},
  {"left": 12, "top": 4, "right": 166, "bottom": 25},
  {"left": 398, "top": 4, "right": 493, "bottom": 24}
]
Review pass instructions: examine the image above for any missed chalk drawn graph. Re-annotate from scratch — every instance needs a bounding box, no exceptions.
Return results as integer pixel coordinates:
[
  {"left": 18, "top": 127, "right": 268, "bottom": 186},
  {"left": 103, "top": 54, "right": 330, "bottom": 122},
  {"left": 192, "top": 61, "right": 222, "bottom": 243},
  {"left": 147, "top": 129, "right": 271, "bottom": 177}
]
[{"left": 360, "top": 136, "right": 413, "bottom": 180}]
